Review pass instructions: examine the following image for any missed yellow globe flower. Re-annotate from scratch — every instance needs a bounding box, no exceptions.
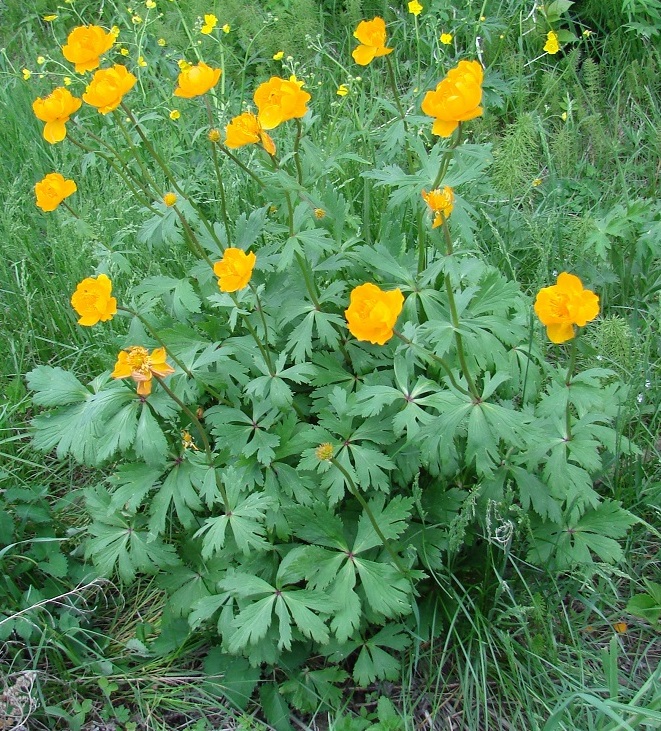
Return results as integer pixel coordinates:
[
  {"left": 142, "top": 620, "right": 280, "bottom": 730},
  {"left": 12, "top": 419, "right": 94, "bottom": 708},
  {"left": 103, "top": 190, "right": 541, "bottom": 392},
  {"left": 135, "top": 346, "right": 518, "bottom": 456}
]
[
  {"left": 345, "top": 282, "right": 404, "bottom": 345},
  {"left": 533, "top": 272, "right": 599, "bottom": 343},
  {"left": 173, "top": 61, "right": 221, "bottom": 98},
  {"left": 421, "top": 187, "right": 454, "bottom": 227},
  {"left": 32, "top": 87, "right": 82, "bottom": 143},
  {"left": 111, "top": 346, "right": 175, "bottom": 396},
  {"left": 61, "top": 25, "right": 115, "bottom": 73},
  {"left": 544, "top": 30, "right": 560, "bottom": 54},
  {"left": 70, "top": 274, "right": 117, "bottom": 326},
  {"left": 253, "top": 75, "right": 311, "bottom": 130},
  {"left": 34, "top": 172, "right": 77, "bottom": 212},
  {"left": 352, "top": 17, "right": 393, "bottom": 66},
  {"left": 213, "top": 248, "right": 257, "bottom": 292},
  {"left": 421, "top": 59, "right": 483, "bottom": 137},
  {"left": 225, "top": 112, "right": 276, "bottom": 155},
  {"left": 83, "top": 65, "right": 137, "bottom": 114}
]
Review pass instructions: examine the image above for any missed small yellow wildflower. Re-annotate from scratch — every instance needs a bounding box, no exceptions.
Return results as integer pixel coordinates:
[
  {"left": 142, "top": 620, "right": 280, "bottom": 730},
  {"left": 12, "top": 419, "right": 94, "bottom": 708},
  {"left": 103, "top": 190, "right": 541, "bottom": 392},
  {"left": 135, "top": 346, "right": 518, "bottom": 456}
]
[
  {"left": 132, "top": 15, "right": 143, "bottom": 24},
  {"left": 157, "top": 37, "right": 166, "bottom": 46},
  {"left": 440, "top": 32, "right": 453, "bottom": 44},
  {"left": 314, "top": 208, "right": 326, "bottom": 219},
  {"left": 146, "top": 0, "right": 156, "bottom": 7},
  {"left": 163, "top": 192, "right": 177, "bottom": 206},
  {"left": 532, "top": 178, "right": 542, "bottom": 187},
  {"left": 273, "top": 51, "right": 284, "bottom": 60},
  {"left": 63, "top": 76, "right": 72, "bottom": 86},
  {"left": 120, "top": 47, "right": 129, "bottom": 56},
  {"left": 582, "top": 29, "right": 593, "bottom": 37},
  {"left": 22, "top": 69, "right": 31, "bottom": 80},
  {"left": 222, "top": 23, "right": 230, "bottom": 33},
  {"left": 138, "top": 56, "right": 147, "bottom": 67},
  {"left": 408, "top": 0, "right": 422, "bottom": 16},
  {"left": 43, "top": 14, "right": 57, "bottom": 22},
  {"left": 315, "top": 443, "right": 334, "bottom": 461},
  {"left": 561, "top": 111, "right": 567, "bottom": 121},
  {"left": 480, "top": 15, "right": 486, "bottom": 21},
  {"left": 178, "top": 59, "right": 192, "bottom": 71},
  {"left": 336, "top": 84, "right": 349, "bottom": 96},
  {"left": 201, "top": 13, "right": 217, "bottom": 34},
  {"left": 37, "top": 56, "right": 46, "bottom": 65},
  {"left": 208, "top": 128, "right": 221, "bottom": 142},
  {"left": 169, "top": 109, "right": 180, "bottom": 120},
  {"left": 613, "top": 622, "right": 628, "bottom": 634},
  {"left": 544, "top": 30, "right": 560, "bottom": 54},
  {"left": 111, "top": 25, "right": 120, "bottom": 37}
]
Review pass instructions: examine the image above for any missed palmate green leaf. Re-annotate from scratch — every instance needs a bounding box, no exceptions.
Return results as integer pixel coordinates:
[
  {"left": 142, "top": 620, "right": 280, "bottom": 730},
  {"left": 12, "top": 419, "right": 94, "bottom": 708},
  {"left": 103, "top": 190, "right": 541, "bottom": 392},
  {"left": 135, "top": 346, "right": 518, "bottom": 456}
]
[
  {"left": 27, "top": 366, "right": 90, "bottom": 407},
  {"left": 108, "top": 463, "right": 164, "bottom": 513},
  {"left": 348, "top": 443, "right": 395, "bottom": 490},
  {"left": 329, "top": 561, "right": 361, "bottom": 643},
  {"left": 86, "top": 490, "right": 180, "bottom": 581},
  {"left": 280, "top": 666, "right": 348, "bottom": 714},
  {"left": 194, "top": 491, "right": 273, "bottom": 558},
  {"left": 133, "top": 275, "right": 201, "bottom": 321},
  {"left": 234, "top": 206, "right": 268, "bottom": 250},
  {"left": 353, "top": 495, "right": 414, "bottom": 554},
  {"left": 31, "top": 382, "right": 136, "bottom": 466},
  {"left": 352, "top": 625, "right": 410, "bottom": 686},
  {"left": 354, "top": 558, "right": 412, "bottom": 618},
  {"left": 509, "top": 466, "right": 562, "bottom": 523},
  {"left": 280, "top": 590, "right": 331, "bottom": 645},
  {"left": 156, "top": 562, "right": 220, "bottom": 616},
  {"left": 227, "top": 594, "right": 276, "bottom": 653},
  {"left": 149, "top": 457, "right": 205, "bottom": 535},
  {"left": 527, "top": 500, "right": 636, "bottom": 569},
  {"left": 259, "top": 682, "right": 293, "bottom": 731},
  {"left": 289, "top": 505, "right": 348, "bottom": 550},
  {"left": 133, "top": 403, "right": 168, "bottom": 467}
]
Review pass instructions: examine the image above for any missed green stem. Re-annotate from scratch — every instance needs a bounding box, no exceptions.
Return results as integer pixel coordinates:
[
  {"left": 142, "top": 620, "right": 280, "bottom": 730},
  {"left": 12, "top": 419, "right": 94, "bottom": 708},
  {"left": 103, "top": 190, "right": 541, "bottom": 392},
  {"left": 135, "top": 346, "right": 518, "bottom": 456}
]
[
  {"left": 293, "top": 119, "right": 304, "bottom": 186},
  {"left": 165, "top": 202, "right": 216, "bottom": 269},
  {"left": 219, "top": 145, "right": 267, "bottom": 188},
  {"left": 564, "top": 336, "right": 579, "bottom": 442},
  {"left": 155, "top": 376, "right": 230, "bottom": 509},
  {"left": 112, "top": 110, "right": 163, "bottom": 197},
  {"left": 231, "top": 293, "right": 274, "bottom": 374},
  {"left": 61, "top": 201, "right": 80, "bottom": 219},
  {"left": 440, "top": 217, "right": 480, "bottom": 400},
  {"left": 118, "top": 306, "right": 229, "bottom": 405},
  {"left": 249, "top": 283, "right": 271, "bottom": 352},
  {"left": 204, "top": 98, "right": 231, "bottom": 243},
  {"left": 394, "top": 330, "right": 469, "bottom": 396},
  {"left": 384, "top": 54, "right": 408, "bottom": 130},
  {"left": 68, "top": 134, "right": 156, "bottom": 211},
  {"left": 330, "top": 456, "right": 410, "bottom": 578},
  {"left": 121, "top": 104, "right": 225, "bottom": 252},
  {"left": 416, "top": 207, "right": 426, "bottom": 274},
  {"left": 432, "top": 124, "right": 463, "bottom": 189}
]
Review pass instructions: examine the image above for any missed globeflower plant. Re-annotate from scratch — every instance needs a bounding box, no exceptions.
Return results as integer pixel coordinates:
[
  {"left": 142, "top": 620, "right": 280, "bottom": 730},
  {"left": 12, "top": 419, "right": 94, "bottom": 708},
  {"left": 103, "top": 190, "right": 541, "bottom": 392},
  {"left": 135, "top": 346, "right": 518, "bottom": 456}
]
[
  {"left": 70, "top": 274, "right": 117, "bottom": 326},
  {"left": 34, "top": 172, "right": 77, "bottom": 212},
  {"left": 534, "top": 272, "right": 600, "bottom": 343},
  {"left": 344, "top": 283, "right": 404, "bottom": 345},
  {"left": 83, "top": 65, "right": 137, "bottom": 113},
  {"left": 253, "top": 76, "right": 311, "bottom": 129},
  {"left": 25, "top": 7, "right": 636, "bottom": 711},
  {"left": 62, "top": 25, "right": 115, "bottom": 72},
  {"left": 32, "top": 87, "right": 82, "bottom": 143},
  {"left": 225, "top": 112, "right": 276, "bottom": 155},
  {"left": 111, "top": 346, "right": 175, "bottom": 396},
  {"left": 173, "top": 61, "right": 221, "bottom": 98},
  {"left": 352, "top": 17, "right": 393, "bottom": 65},
  {"left": 422, "top": 59, "right": 484, "bottom": 137},
  {"left": 213, "top": 248, "right": 257, "bottom": 292}
]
